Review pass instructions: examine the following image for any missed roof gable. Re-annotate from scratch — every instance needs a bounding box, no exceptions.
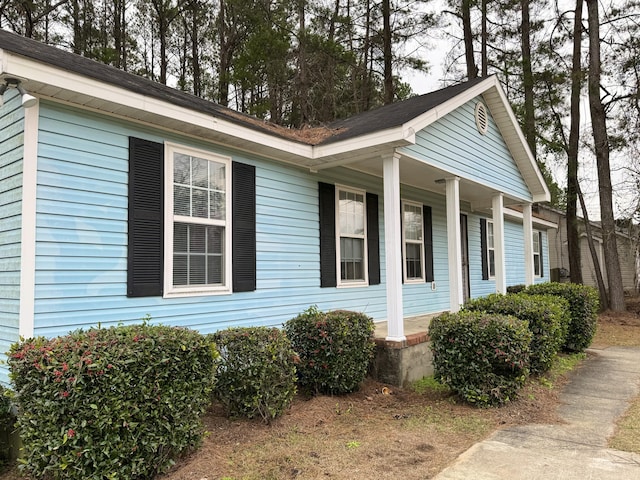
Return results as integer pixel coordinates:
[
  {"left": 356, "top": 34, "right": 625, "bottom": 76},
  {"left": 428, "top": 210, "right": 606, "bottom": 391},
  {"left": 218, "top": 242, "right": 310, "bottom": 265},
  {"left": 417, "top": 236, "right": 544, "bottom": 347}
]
[{"left": 0, "top": 30, "right": 549, "bottom": 202}]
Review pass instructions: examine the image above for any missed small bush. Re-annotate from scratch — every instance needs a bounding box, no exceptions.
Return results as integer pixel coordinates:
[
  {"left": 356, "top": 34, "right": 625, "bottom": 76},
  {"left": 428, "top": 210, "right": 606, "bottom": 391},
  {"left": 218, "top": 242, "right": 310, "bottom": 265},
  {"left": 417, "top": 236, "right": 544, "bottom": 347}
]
[
  {"left": 523, "top": 282, "right": 599, "bottom": 352},
  {"left": 211, "top": 327, "right": 297, "bottom": 422},
  {"left": 465, "top": 293, "right": 569, "bottom": 374},
  {"left": 284, "top": 307, "right": 375, "bottom": 395},
  {"left": 0, "top": 384, "right": 16, "bottom": 462},
  {"left": 8, "top": 323, "right": 216, "bottom": 480},
  {"left": 429, "top": 310, "right": 532, "bottom": 407},
  {"left": 506, "top": 284, "right": 527, "bottom": 294}
]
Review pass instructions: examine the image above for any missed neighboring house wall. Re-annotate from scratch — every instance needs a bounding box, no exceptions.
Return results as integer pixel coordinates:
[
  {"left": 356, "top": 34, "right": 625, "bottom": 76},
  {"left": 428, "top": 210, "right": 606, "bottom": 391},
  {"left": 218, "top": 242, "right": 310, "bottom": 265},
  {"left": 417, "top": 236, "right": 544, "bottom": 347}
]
[
  {"left": 580, "top": 235, "right": 605, "bottom": 290},
  {"left": 537, "top": 205, "right": 640, "bottom": 295},
  {"left": 0, "top": 90, "right": 24, "bottom": 358},
  {"left": 617, "top": 236, "right": 639, "bottom": 295}
]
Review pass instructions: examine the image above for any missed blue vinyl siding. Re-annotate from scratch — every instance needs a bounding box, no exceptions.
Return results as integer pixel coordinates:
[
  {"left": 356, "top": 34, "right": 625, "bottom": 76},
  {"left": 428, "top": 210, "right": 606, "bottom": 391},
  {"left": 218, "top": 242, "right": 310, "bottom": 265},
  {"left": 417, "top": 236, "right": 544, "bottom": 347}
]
[
  {"left": 535, "top": 230, "right": 550, "bottom": 284},
  {"left": 21, "top": 99, "right": 547, "bottom": 349},
  {"left": 505, "top": 220, "right": 526, "bottom": 286},
  {"left": 0, "top": 90, "right": 24, "bottom": 368},
  {"left": 467, "top": 215, "right": 549, "bottom": 298},
  {"left": 32, "top": 102, "right": 394, "bottom": 339},
  {"left": 400, "top": 185, "right": 450, "bottom": 315},
  {"left": 399, "top": 98, "right": 532, "bottom": 202}
]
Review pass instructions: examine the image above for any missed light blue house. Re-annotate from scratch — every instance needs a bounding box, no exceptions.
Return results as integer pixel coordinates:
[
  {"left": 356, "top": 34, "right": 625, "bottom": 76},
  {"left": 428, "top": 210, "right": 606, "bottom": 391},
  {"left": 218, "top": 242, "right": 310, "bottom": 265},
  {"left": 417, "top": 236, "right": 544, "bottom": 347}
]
[{"left": 0, "top": 31, "right": 553, "bottom": 383}]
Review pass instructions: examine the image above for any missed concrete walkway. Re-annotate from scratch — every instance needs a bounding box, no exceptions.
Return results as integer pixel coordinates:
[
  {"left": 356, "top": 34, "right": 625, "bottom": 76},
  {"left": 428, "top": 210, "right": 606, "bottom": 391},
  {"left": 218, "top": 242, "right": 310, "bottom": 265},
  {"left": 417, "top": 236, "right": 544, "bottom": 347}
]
[{"left": 434, "top": 346, "right": 640, "bottom": 480}]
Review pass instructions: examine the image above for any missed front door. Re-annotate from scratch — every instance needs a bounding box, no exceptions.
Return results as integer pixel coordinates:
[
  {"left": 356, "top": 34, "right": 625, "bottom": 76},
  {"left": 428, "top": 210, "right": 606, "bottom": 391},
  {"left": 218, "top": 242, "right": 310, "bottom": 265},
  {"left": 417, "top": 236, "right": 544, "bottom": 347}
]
[{"left": 460, "top": 214, "right": 470, "bottom": 303}]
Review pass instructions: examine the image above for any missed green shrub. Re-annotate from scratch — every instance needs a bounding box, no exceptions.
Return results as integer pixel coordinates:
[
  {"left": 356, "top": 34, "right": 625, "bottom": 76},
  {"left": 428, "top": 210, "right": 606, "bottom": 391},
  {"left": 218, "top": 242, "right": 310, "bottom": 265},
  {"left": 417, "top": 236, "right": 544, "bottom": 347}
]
[
  {"left": 284, "top": 307, "right": 375, "bottom": 395},
  {"left": 429, "top": 310, "right": 532, "bottom": 407},
  {"left": 211, "top": 327, "right": 297, "bottom": 422},
  {"left": 0, "top": 384, "right": 16, "bottom": 462},
  {"left": 8, "top": 323, "right": 216, "bottom": 480},
  {"left": 524, "top": 282, "right": 599, "bottom": 352},
  {"left": 464, "top": 293, "right": 569, "bottom": 374},
  {"left": 506, "top": 284, "right": 527, "bottom": 294}
]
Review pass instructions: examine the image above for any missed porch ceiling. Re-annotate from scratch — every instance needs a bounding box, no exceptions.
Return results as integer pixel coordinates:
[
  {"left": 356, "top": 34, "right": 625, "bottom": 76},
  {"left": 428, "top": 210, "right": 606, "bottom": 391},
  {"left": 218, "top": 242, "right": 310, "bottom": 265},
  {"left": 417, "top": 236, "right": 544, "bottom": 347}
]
[{"left": 346, "top": 153, "right": 526, "bottom": 211}]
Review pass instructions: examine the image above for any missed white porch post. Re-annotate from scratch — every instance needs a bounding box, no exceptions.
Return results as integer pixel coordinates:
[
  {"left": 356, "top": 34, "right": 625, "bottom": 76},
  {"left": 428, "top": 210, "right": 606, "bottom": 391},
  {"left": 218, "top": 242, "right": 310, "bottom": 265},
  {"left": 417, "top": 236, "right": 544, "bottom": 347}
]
[
  {"left": 446, "top": 177, "right": 463, "bottom": 312},
  {"left": 492, "top": 194, "right": 506, "bottom": 294},
  {"left": 523, "top": 203, "right": 535, "bottom": 286},
  {"left": 383, "top": 153, "right": 405, "bottom": 342}
]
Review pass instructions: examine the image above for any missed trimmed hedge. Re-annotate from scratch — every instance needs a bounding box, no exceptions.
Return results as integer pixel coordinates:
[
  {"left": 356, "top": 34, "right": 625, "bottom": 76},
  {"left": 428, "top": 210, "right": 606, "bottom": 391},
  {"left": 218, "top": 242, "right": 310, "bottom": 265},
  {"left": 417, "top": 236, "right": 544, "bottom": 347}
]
[
  {"left": 429, "top": 310, "right": 532, "bottom": 407},
  {"left": 284, "top": 307, "right": 375, "bottom": 395},
  {"left": 8, "top": 324, "right": 216, "bottom": 479},
  {"left": 523, "top": 282, "right": 599, "bottom": 352},
  {"left": 211, "top": 327, "right": 297, "bottom": 422},
  {"left": 464, "top": 293, "right": 569, "bottom": 374},
  {"left": 0, "top": 384, "right": 16, "bottom": 462}
]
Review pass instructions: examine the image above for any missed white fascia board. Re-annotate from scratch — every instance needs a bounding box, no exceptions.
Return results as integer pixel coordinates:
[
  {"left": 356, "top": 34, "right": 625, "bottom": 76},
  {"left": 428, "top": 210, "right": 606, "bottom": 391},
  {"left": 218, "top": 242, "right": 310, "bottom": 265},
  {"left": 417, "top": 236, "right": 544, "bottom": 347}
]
[
  {"left": 311, "top": 125, "right": 413, "bottom": 162},
  {"left": 504, "top": 207, "right": 557, "bottom": 229},
  {"left": 406, "top": 76, "right": 499, "bottom": 134},
  {"left": 1, "top": 50, "right": 314, "bottom": 159}
]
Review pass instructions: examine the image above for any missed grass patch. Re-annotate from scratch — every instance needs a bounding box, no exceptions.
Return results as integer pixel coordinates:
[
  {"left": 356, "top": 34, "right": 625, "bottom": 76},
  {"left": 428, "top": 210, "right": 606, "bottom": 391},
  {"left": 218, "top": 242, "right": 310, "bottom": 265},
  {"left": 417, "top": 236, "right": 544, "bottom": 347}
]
[
  {"left": 412, "top": 375, "right": 450, "bottom": 395},
  {"left": 610, "top": 395, "right": 640, "bottom": 453},
  {"left": 539, "top": 352, "right": 586, "bottom": 388}
]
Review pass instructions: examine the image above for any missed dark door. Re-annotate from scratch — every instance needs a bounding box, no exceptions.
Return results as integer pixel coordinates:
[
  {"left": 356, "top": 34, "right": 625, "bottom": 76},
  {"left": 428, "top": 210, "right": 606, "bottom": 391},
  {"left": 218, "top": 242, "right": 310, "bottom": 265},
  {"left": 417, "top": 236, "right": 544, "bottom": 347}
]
[{"left": 460, "top": 214, "right": 470, "bottom": 303}]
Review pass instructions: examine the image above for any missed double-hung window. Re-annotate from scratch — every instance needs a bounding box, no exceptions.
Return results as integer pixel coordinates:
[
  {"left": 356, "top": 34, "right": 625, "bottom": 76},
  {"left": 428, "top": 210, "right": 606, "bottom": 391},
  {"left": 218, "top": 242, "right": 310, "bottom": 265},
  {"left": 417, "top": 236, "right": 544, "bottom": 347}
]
[
  {"left": 337, "top": 187, "right": 368, "bottom": 285},
  {"left": 533, "top": 230, "right": 542, "bottom": 277},
  {"left": 165, "top": 143, "right": 232, "bottom": 296},
  {"left": 402, "top": 201, "right": 425, "bottom": 282},
  {"left": 487, "top": 220, "right": 496, "bottom": 278}
]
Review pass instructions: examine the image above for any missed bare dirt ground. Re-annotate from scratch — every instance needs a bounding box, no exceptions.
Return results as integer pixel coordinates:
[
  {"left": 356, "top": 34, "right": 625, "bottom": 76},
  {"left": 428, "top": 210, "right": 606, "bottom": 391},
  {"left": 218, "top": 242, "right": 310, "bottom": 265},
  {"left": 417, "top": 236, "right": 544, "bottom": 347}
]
[{"left": 3, "top": 297, "right": 639, "bottom": 480}]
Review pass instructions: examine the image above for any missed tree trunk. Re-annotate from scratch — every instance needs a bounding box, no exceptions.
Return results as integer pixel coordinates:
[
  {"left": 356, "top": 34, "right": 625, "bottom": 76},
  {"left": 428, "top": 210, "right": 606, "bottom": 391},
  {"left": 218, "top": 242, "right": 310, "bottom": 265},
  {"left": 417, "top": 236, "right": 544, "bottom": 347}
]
[
  {"left": 567, "top": 0, "right": 583, "bottom": 284},
  {"left": 296, "top": 0, "right": 309, "bottom": 125},
  {"left": 190, "top": 1, "right": 201, "bottom": 96},
  {"left": 462, "top": 0, "right": 477, "bottom": 79},
  {"left": 382, "top": 0, "right": 393, "bottom": 104},
  {"left": 577, "top": 181, "right": 609, "bottom": 309},
  {"left": 586, "top": 0, "right": 625, "bottom": 311},
  {"left": 481, "top": 0, "right": 487, "bottom": 77},
  {"left": 217, "top": 0, "right": 230, "bottom": 106},
  {"left": 520, "top": 0, "right": 536, "bottom": 159}
]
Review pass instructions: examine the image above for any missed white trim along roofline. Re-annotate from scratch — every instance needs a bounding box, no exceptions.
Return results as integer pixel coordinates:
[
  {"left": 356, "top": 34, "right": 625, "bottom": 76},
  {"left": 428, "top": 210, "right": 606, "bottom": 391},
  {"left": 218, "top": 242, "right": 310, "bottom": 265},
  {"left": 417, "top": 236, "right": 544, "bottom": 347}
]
[{"left": 1, "top": 46, "right": 550, "bottom": 204}]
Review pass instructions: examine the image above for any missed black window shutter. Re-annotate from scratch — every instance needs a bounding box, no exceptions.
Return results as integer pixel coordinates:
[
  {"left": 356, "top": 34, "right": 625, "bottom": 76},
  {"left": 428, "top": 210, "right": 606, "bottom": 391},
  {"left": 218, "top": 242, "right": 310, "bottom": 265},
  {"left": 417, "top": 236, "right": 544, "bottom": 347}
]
[
  {"left": 367, "top": 193, "right": 380, "bottom": 285},
  {"left": 127, "top": 137, "right": 164, "bottom": 297},
  {"left": 232, "top": 161, "right": 256, "bottom": 292},
  {"left": 539, "top": 231, "right": 544, "bottom": 278},
  {"left": 480, "top": 218, "right": 489, "bottom": 281},
  {"left": 319, "top": 182, "right": 337, "bottom": 287},
  {"left": 424, "top": 205, "right": 434, "bottom": 282}
]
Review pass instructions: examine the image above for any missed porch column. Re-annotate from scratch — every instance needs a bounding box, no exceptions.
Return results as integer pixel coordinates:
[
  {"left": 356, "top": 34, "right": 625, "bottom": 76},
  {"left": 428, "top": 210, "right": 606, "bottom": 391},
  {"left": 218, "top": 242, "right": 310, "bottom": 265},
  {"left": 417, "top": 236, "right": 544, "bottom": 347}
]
[
  {"left": 492, "top": 194, "right": 506, "bottom": 294},
  {"left": 523, "top": 203, "right": 535, "bottom": 286},
  {"left": 446, "top": 177, "right": 463, "bottom": 312},
  {"left": 383, "top": 153, "right": 405, "bottom": 341}
]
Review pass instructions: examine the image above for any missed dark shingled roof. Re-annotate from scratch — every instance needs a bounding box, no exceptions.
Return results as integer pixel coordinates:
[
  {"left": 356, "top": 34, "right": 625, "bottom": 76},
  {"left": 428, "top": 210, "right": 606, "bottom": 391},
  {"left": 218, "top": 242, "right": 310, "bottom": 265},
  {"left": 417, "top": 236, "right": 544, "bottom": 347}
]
[
  {"left": 320, "top": 76, "right": 488, "bottom": 144},
  {"left": 0, "top": 29, "right": 487, "bottom": 146}
]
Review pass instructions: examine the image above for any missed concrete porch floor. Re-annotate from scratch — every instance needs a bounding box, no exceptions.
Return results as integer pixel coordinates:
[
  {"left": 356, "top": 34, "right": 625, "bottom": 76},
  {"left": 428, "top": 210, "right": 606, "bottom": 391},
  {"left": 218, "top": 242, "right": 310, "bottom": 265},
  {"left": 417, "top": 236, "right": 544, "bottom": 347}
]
[{"left": 373, "top": 313, "right": 439, "bottom": 340}]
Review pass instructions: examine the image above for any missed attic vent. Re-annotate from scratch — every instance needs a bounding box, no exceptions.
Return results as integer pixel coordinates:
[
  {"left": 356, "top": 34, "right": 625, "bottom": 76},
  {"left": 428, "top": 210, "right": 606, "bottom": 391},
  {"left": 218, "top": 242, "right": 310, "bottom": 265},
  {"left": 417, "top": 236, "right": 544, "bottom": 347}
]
[{"left": 475, "top": 102, "right": 489, "bottom": 135}]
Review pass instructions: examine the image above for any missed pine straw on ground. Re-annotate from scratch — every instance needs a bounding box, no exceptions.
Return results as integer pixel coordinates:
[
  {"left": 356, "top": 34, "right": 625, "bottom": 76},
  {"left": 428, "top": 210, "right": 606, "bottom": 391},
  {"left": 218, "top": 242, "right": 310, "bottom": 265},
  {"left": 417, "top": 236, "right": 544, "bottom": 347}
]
[{"left": 160, "top": 375, "right": 565, "bottom": 480}]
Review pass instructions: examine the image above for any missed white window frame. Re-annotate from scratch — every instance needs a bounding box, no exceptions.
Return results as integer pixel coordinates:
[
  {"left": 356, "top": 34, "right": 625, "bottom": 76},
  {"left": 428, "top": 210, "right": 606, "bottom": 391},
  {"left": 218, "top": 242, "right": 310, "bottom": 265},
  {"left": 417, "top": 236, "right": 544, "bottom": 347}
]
[
  {"left": 487, "top": 220, "right": 496, "bottom": 279},
  {"left": 533, "top": 230, "right": 542, "bottom": 277},
  {"left": 163, "top": 142, "right": 232, "bottom": 297},
  {"left": 335, "top": 185, "right": 368, "bottom": 287},
  {"left": 402, "top": 200, "right": 425, "bottom": 283}
]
